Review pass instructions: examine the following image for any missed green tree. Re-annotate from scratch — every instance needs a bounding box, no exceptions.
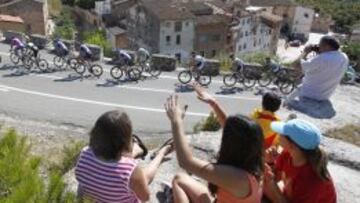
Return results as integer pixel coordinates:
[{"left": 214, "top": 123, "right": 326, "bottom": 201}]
[
  {"left": 76, "top": 0, "right": 96, "bottom": 9},
  {"left": 53, "top": 9, "right": 76, "bottom": 40}
]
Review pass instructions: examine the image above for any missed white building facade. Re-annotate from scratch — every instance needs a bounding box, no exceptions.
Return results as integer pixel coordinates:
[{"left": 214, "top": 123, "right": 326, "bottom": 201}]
[
  {"left": 95, "top": 0, "right": 111, "bottom": 15},
  {"left": 291, "top": 6, "right": 314, "bottom": 39}
]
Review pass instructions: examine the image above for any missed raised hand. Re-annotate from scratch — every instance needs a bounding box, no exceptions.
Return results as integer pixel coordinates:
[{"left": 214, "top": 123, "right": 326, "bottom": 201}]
[
  {"left": 192, "top": 82, "right": 216, "bottom": 104},
  {"left": 164, "top": 95, "right": 183, "bottom": 123}
]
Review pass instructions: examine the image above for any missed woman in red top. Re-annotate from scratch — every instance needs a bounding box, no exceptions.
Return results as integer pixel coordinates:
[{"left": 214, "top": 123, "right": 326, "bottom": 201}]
[{"left": 264, "top": 119, "right": 336, "bottom": 203}]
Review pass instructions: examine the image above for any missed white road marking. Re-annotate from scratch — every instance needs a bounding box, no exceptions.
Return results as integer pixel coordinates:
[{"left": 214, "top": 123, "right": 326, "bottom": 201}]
[
  {"left": 0, "top": 87, "right": 9, "bottom": 92},
  {"left": 0, "top": 83, "right": 209, "bottom": 117},
  {"left": 32, "top": 74, "right": 259, "bottom": 101}
]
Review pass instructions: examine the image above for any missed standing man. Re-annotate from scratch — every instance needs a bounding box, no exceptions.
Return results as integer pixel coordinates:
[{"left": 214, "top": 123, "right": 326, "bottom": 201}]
[{"left": 285, "top": 36, "right": 349, "bottom": 105}]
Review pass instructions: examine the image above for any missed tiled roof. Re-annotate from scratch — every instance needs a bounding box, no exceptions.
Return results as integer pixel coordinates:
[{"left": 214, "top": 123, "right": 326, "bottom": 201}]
[
  {"left": 196, "top": 14, "right": 230, "bottom": 25},
  {"left": 0, "top": 14, "right": 24, "bottom": 23},
  {"left": 142, "top": 0, "right": 195, "bottom": 21},
  {"left": 108, "top": 26, "right": 126, "bottom": 35}
]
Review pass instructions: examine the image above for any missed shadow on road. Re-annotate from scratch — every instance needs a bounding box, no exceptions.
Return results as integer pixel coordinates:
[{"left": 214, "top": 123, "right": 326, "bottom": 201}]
[
  {"left": 54, "top": 74, "right": 83, "bottom": 82},
  {"left": 0, "top": 64, "right": 17, "bottom": 71},
  {"left": 215, "top": 86, "right": 245, "bottom": 95},
  {"left": 174, "top": 83, "right": 195, "bottom": 93},
  {"left": 96, "top": 79, "right": 139, "bottom": 88}
]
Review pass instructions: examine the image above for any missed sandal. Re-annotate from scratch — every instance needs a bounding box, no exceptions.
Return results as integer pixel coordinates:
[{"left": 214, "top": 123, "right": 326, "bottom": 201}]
[
  {"left": 132, "top": 134, "right": 148, "bottom": 159},
  {"left": 150, "top": 138, "right": 174, "bottom": 160}
]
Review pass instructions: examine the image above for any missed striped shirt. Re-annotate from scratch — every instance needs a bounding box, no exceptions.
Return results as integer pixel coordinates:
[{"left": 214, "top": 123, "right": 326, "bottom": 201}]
[{"left": 75, "top": 146, "right": 140, "bottom": 203}]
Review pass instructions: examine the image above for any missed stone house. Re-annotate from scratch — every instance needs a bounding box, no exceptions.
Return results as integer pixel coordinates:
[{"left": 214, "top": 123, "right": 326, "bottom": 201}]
[
  {"left": 231, "top": 6, "right": 282, "bottom": 55},
  {"left": 107, "top": 26, "right": 128, "bottom": 49},
  {"left": 0, "top": 0, "right": 49, "bottom": 35},
  {"left": 0, "top": 14, "right": 25, "bottom": 33},
  {"left": 127, "top": 0, "right": 195, "bottom": 62},
  {"left": 311, "top": 14, "right": 334, "bottom": 34},
  {"left": 248, "top": 0, "right": 314, "bottom": 41}
]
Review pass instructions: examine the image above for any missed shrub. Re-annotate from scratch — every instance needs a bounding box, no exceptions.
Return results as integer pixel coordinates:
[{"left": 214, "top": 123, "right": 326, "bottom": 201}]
[
  {"left": 53, "top": 8, "right": 76, "bottom": 40},
  {"left": 82, "top": 29, "right": 113, "bottom": 58},
  {"left": 76, "top": 0, "right": 96, "bottom": 10},
  {"left": 0, "top": 129, "right": 77, "bottom": 202},
  {"left": 240, "top": 52, "right": 279, "bottom": 66},
  {"left": 342, "top": 41, "right": 360, "bottom": 71},
  {"left": 193, "top": 112, "right": 221, "bottom": 133},
  {"left": 48, "top": 0, "right": 63, "bottom": 17}
]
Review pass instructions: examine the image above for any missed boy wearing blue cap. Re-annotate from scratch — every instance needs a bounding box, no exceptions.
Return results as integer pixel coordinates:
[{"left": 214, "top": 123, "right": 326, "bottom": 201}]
[{"left": 264, "top": 119, "right": 336, "bottom": 203}]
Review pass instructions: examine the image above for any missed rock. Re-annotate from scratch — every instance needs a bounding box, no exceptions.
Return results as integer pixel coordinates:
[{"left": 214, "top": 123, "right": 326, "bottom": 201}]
[
  {"left": 2, "top": 31, "right": 25, "bottom": 44},
  {"left": 151, "top": 54, "right": 176, "bottom": 72}
]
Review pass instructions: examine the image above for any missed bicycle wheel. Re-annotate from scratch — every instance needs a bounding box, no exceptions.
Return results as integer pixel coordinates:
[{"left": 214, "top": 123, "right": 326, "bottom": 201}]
[
  {"left": 74, "top": 62, "right": 86, "bottom": 75},
  {"left": 178, "top": 71, "right": 192, "bottom": 84},
  {"left": 128, "top": 68, "right": 142, "bottom": 81},
  {"left": 279, "top": 80, "right": 296, "bottom": 95},
  {"left": 90, "top": 64, "right": 103, "bottom": 77},
  {"left": 242, "top": 77, "right": 257, "bottom": 88},
  {"left": 23, "top": 56, "right": 34, "bottom": 70},
  {"left": 69, "top": 58, "right": 78, "bottom": 69},
  {"left": 10, "top": 52, "right": 20, "bottom": 64},
  {"left": 38, "top": 59, "right": 49, "bottom": 72},
  {"left": 274, "top": 69, "right": 289, "bottom": 87},
  {"left": 149, "top": 67, "right": 162, "bottom": 77},
  {"left": 110, "top": 66, "right": 124, "bottom": 80},
  {"left": 223, "top": 74, "right": 237, "bottom": 87},
  {"left": 198, "top": 75, "right": 212, "bottom": 86},
  {"left": 258, "top": 72, "right": 273, "bottom": 87},
  {"left": 53, "top": 56, "right": 65, "bottom": 69}
]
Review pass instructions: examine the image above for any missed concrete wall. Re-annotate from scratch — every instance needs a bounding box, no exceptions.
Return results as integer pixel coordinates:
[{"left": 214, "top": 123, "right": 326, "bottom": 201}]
[
  {"left": 158, "top": 20, "right": 195, "bottom": 63},
  {"left": 0, "top": 0, "right": 48, "bottom": 35}
]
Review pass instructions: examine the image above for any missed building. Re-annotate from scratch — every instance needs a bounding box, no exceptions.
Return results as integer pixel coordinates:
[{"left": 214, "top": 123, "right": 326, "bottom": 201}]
[
  {"left": 231, "top": 5, "right": 282, "bottom": 55},
  {"left": 127, "top": 0, "right": 195, "bottom": 62},
  {"left": 0, "top": 14, "right": 25, "bottom": 33},
  {"left": 95, "top": 0, "right": 112, "bottom": 15},
  {"left": 248, "top": 0, "right": 314, "bottom": 41},
  {"left": 107, "top": 26, "right": 128, "bottom": 48},
  {"left": 0, "top": 0, "right": 49, "bottom": 35},
  {"left": 111, "top": 0, "right": 137, "bottom": 21},
  {"left": 311, "top": 14, "right": 334, "bottom": 34}
]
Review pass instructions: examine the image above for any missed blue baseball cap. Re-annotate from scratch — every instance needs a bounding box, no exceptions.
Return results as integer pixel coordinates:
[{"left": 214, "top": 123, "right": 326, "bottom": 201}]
[{"left": 271, "top": 119, "right": 321, "bottom": 150}]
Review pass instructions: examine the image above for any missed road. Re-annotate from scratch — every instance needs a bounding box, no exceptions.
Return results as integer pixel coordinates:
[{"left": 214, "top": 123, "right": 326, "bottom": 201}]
[{"left": 0, "top": 43, "right": 261, "bottom": 135}]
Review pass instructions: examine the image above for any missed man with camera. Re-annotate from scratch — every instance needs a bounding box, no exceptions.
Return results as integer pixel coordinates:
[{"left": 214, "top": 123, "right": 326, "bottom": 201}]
[{"left": 285, "top": 36, "right": 349, "bottom": 106}]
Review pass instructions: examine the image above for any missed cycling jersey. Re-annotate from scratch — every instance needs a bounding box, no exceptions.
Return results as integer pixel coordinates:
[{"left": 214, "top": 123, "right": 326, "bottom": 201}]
[
  {"left": 80, "top": 44, "right": 92, "bottom": 60},
  {"left": 11, "top": 38, "right": 24, "bottom": 48},
  {"left": 194, "top": 55, "right": 205, "bottom": 71},
  {"left": 55, "top": 40, "right": 69, "bottom": 56},
  {"left": 137, "top": 48, "right": 150, "bottom": 63},
  {"left": 27, "top": 42, "right": 39, "bottom": 58},
  {"left": 233, "top": 57, "right": 245, "bottom": 72}
]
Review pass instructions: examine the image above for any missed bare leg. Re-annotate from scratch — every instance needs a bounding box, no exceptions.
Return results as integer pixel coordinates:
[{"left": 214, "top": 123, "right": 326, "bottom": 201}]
[{"left": 172, "top": 173, "right": 212, "bottom": 203}]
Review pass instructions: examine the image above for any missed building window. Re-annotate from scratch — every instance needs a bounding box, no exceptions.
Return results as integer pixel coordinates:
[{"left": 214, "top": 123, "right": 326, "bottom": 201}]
[
  {"left": 176, "top": 35, "right": 181, "bottom": 45},
  {"left": 247, "top": 18, "right": 251, "bottom": 24},
  {"left": 165, "top": 21, "right": 172, "bottom": 27},
  {"left": 243, "top": 43, "right": 247, "bottom": 50},
  {"left": 200, "top": 51, "right": 205, "bottom": 56},
  {"left": 199, "top": 34, "right": 208, "bottom": 43},
  {"left": 175, "top": 21, "right": 182, "bottom": 32},
  {"left": 175, "top": 53, "right": 181, "bottom": 62},
  {"left": 254, "top": 41, "right": 256, "bottom": 47},
  {"left": 212, "top": 34, "right": 220, "bottom": 42},
  {"left": 185, "top": 21, "right": 189, "bottom": 27},
  {"left": 304, "top": 13, "right": 309, "bottom": 18},
  {"left": 239, "top": 32, "right": 243, "bottom": 38},
  {"left": 238, "top": 45, "right": 242, "bottom": 51},
  {"left": 166, "top": 35, "right": 171, "bottom": 45},
  {"left": 245, "top": 31, "right": 248, "bottom": 36},
  {"left": 226, "top": 34, "right": 232, "bottom": 44},
  {"left": 242, "top": 19, "right": 245, "bottom": 25},
  {"left": 283, "top": 14, "right": 288, "bottom": 18}
]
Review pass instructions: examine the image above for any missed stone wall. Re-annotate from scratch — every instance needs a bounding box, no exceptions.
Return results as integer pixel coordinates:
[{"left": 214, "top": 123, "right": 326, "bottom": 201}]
[
  {"left": 30, "top": 34, "right": 48, "bottom": 50},
  {"left": 151, "top": 54, "right": 176, "bottom": 72},
  {"left": 0, "top": 0, "right": 47, "bottom": 35},
  {"left": 203, "top": 59, "right": 220, "bottom": 76}
]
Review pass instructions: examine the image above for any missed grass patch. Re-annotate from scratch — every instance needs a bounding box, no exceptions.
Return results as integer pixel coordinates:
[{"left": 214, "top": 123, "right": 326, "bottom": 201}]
[
  {"left": 326, "top": 124, "right": 360, "bottom": 147},
  {"left": 193, "top": 112, "right": 221, "bottom": 133}
]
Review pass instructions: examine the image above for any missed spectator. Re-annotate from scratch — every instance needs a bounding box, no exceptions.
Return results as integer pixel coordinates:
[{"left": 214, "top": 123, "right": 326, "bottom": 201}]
[
  {"left": 75, "top": 110, "right": 173, "bottom": 203},
  {"left": 251, "top": 92, "right": 282, "bottom": 149},
  {"left": 165, "top": 95, "right": 264, "bottom": 203},
  {"left": 264, "top": 119, "right": 336, "bottom": 203},
  {"left": 286, "top": 36, "right": 349, "bottom": 105}
]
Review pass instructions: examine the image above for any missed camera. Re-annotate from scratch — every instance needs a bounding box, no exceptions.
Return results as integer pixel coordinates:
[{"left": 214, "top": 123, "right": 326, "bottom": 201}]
[{"left": 310, "top": 45, "right": 320, "bottom": 53}]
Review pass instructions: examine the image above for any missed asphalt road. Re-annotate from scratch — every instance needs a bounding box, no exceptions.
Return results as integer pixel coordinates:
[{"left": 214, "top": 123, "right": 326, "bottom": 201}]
[{"left": 0, "top": 43, "right": 261, "bottom": 135}]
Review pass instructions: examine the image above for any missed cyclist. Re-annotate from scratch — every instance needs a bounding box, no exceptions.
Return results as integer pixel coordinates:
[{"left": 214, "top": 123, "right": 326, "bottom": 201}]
[
  {"left": 137, "top": 47, "right": 150, "bottom": 64},
  {"left": 265, "top": 57, "right": 281, "bottom": 73},
  {"left": 54, "top": 39, "right": 69, "bottom": 57},
  {"left": 79, "top": 44, "right": 93, "bottom": 62},
  {"left": 230, "top": 53, "right": 245, "bottom": 72},
  {"left": 11, "top": 37, "right": 25, "bottom": 56},
  {"left": 114, "top": 48, "right": 133, "bottom": 66},
  {"left": 26, "top": 42, "right": 39, "bottom": 59},
  {"left": 190, "top": 51, "right": 205, "bottom": 74}
]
